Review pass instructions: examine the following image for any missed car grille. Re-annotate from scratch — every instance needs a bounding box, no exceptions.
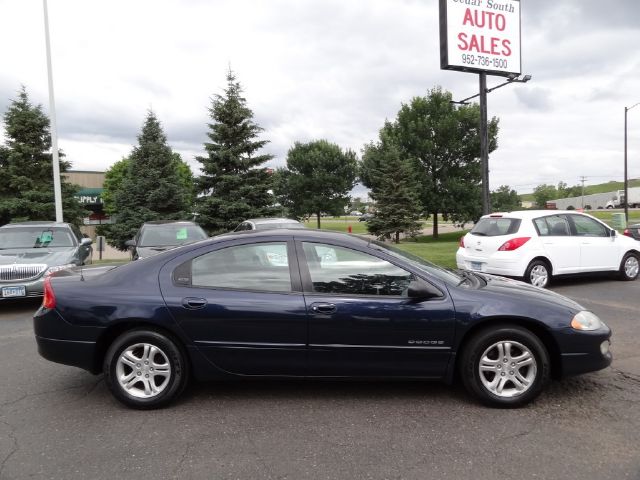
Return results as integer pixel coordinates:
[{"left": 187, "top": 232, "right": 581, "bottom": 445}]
[{"left": 0, "top": 264, "right": 47, "bottom": 282}]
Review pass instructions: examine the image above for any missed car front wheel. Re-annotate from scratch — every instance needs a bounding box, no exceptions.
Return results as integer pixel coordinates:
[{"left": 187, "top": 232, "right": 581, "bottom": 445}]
[
  {"left": 104, "top": 329, "right": 189, "bottom": 409},
  {"left": 619, "top": 252, "right": 640, "bottom": 281},
  {"left": 460, "top": 325, "right": 550, "bottom": 408}
]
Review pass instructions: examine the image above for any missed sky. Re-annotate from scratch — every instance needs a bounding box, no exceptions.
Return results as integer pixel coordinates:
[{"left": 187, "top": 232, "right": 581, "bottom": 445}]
[{"left": 1, "top": 0, "right": 639, "bottom": 196}]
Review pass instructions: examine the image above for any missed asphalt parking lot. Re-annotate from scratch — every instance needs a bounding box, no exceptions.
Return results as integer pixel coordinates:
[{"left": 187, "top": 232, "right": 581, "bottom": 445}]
[{"left": 1, "top": 277, "right": 639, "bottom": 480}]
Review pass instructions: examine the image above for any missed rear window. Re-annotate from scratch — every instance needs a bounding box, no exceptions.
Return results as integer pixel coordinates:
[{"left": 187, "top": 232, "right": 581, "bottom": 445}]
[{"left": 471, "top": 218, "right": 521, "bottom": 237}]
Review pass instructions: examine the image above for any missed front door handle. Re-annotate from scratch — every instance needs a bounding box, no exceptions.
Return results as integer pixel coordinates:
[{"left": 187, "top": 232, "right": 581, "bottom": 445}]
[
  {"left": 310, "top": 302, "right": 337, "bottom": 314},
  {"left": 182, "top": 297, "right": 207, "bottom": 310}
]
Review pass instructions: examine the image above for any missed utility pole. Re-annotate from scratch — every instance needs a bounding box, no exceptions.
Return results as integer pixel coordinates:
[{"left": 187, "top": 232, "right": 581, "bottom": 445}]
[
  {"left": 580, "top": 176, "right": 587, "bottom": 209},
  {"left": 43, "top": 0, "right": 63, "bottom": 223},
  {"left": 479, "top": 73, "right": 490, "bottom": 216}
]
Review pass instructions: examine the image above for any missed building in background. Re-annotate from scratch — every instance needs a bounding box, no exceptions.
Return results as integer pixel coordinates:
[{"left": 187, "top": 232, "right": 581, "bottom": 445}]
[{"left": 63, "top": 170, "right": 111, "bottom": 237}]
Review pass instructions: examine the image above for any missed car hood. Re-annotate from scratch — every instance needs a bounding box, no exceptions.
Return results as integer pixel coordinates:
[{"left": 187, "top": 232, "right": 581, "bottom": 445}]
[
  {"left": 478, "top": 273, "right": 585, "bottom": 311},
  {"left": 0, "top": 248, "right": 76, "bottom": 266}
]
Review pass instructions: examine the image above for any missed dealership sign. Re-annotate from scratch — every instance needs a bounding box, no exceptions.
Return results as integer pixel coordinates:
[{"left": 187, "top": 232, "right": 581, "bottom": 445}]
[{"left": 440, "top": 0, "right": 521, "bottom": 76}]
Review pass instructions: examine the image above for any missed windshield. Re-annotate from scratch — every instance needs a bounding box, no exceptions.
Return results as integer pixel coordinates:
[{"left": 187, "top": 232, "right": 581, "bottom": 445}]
[
  {"left": 139, "top": 225, "right": 207, "bottom": 247},
  {"left": 370, "top": 240, "right": 463, "bottom": 285},
  {"left": 0, "top": 227, "right": 76, "bottom": 249}
]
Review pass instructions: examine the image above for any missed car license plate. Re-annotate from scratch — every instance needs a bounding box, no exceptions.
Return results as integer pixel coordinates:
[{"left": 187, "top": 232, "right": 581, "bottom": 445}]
[
  {"left": 470, "top": 262, "right": 483, "bottom": 271},
  {"left": 2, "top": 286, "right": 26, "bottom": 298}
]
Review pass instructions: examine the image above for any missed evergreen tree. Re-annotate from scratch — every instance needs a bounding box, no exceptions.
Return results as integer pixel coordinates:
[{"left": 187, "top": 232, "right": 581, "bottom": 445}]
[
  {"left": 273, "top": 140, "right": 358, "bottom": 229},
  {"left": 196, "top": 70, "right": 275, "bottom": 234},
  {"left": 361, "top": 137, "right": 422, "bottom": 243},
  {"left": 103, "top": 111, "right": 191, "bottom": 249},
  {"left": 0, "top": 87, "right": 85, "bottom": 225}
]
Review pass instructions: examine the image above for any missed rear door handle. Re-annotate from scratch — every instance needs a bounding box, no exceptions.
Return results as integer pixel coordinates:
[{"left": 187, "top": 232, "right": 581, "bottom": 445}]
[
  {"left": 310, "top": 302, "right": 337, "bottom": 314},
  {"left": 182, "top": 297, "right": 207, "bottom": 310}
]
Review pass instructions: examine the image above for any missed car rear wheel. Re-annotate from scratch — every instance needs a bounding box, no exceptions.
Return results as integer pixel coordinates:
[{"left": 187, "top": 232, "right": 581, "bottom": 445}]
[
  {"left": 460, "top": 325, "right": 550, "bottom": 408},
  {"left": 619, "top": 252, "right": 640, "bottom": 281},
  {"left": 104, "top": 329, "right": 189, "bottom": 409},
  {"left": 524, "top": 260, "right": 551, "bottom": 288}
]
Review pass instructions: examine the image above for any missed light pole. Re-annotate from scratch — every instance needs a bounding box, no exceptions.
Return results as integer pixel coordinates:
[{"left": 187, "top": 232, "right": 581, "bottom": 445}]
[
  {"left": 43, "top": 0, "right": 63, "bottom": 223},
  {"left": 624, "top": 102, "right": 640, "bottom": 223},
  {"left": 452, "top": 74, "right": 532, "bottom": 216}
]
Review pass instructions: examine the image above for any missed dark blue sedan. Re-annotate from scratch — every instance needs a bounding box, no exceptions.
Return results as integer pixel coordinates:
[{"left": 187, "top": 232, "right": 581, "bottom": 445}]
[{"left": 34, "top": 229, "right": 612, "bottom": 409}]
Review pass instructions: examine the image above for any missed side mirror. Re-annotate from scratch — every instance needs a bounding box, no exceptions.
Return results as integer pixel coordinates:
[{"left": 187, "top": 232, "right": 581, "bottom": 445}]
[
  {"left": 80, "top": 237, "right": 93, "bottom": 246},
  {"left": 124, "top": 239, "right": 136, "bottom": 248},
  {"left": 407, "top": 279, "right": 442, "bottom": 299},
  {"left": 610, "top": 229, "right": 617, "bottom": 237}
]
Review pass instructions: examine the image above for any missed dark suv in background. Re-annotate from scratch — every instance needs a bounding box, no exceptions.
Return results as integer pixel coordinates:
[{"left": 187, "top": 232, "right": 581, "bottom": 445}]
[
  {"left": 0, "top": 221, "right": 93, "bottom": 300},
  {"left": 125, "top": 221, "right": 208, "bottom": 260}
]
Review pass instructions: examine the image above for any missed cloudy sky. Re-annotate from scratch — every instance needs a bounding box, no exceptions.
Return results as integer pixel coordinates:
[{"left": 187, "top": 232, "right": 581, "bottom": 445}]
[{"left": 1, "top": 0, "right": 639, "bottom": 195}]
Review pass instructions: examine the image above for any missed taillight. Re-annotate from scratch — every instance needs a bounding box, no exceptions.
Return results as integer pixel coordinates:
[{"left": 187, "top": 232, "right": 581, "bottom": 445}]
[
  {"left": 623, "top": 229, "right": 631, "bottom": 237},
  {"left": 42, "top": 276, "right": 56, "bottom": 309},
  {"left": 498, "top": 237, "right": 531, "bottom": 251},
  {"left": 459, "top": 236, "right": 465, "bottom": 248}
]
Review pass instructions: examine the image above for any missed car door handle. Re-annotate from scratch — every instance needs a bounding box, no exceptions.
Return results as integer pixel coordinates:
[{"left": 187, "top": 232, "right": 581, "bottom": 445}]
[
  {"left": 310, "top": 302, "right": 337, "bottom": 314},
  {"left": 182, "top": 297, "right": 207, "bottom": 310}
]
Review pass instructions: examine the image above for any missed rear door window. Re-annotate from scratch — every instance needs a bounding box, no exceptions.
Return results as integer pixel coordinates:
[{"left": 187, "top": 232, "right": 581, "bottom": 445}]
[
  {"left": 534, "top": 215, "right": 571, "bottom": 237},
  {"left": 471, "top": 218, "right": 521, "bottom": 237}
]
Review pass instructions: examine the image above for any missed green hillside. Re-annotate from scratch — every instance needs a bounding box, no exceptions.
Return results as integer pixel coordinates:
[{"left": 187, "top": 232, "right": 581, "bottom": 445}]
[{"left": 519, "top": 178, "right": 640, "bottom": 202}]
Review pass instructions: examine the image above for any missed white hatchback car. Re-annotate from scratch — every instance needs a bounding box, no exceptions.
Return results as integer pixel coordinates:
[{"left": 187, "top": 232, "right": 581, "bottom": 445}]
[{"left": 456, "top": 211, "right": 640, "bottom": 288}]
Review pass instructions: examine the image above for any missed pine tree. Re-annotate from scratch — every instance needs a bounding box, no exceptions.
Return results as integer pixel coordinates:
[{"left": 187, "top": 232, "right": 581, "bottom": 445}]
[
  {"left": 104, "top": 111, "right": 192, "bottom": 249},
  {"left": 362, "top": 139, "right": 422, "bottom": 243},
  {"left": 0, "top": 86, "right": 85, "bottom": 225},
  {"left": 196, "top": 70, "right": 275, "bottom": 234}
]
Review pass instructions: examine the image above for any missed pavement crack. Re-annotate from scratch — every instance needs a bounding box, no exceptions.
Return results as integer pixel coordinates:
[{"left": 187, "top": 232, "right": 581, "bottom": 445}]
[{"left": 0, "top": 419, "right": 19, "bottom": 479}]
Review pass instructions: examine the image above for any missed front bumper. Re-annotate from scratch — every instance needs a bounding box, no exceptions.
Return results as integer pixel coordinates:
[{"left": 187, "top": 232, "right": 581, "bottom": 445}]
[
  {"left": 556, "top": 327, "right": 612, "bottom": 377},
  {"left": 0, "top": 276, "right": 45, "bottom": 300}
]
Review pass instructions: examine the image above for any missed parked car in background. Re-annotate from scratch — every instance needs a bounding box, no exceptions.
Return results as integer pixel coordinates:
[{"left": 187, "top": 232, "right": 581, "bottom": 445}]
[
  {"left": 125, "top": 221, "right": 208, "bottom": 260},
  {"left": 624, "top": 224, "right": 640, "bottom": 241},
  {"left": 359, "top": 213, "right": 375, "bottom": 222},
  {"left": 233, "top": 218, "right": 304, "bottom": 231},
  {"left": 456, "top": 211, "right": 640, "bottom": 288},
  {"left": 349, "top": 211, "right": 363, "bottom": 216},
  {"left": 34, "top": 228, "right": 612, "bottom": 409},
  {"left": 0, "top": 221, "right": 92, "bottom": 300}
]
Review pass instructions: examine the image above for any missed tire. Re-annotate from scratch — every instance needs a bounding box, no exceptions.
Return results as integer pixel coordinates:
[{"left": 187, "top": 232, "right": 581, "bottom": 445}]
[
  {"left": 459, "top": 325, "right": 550, "bottom": 408},
  {"left": 104, "top": 329, "right": 189, "bottom": 409},
  {"left": 619, "top": 252, "right": 640, "bottom": 281},
  {"left": 524, "top": 259, "right": 551, "bottom": 288}
]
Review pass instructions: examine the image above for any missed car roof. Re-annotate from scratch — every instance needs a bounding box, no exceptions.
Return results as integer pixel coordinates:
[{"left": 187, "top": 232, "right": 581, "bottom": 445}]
[
  {"left": 141, "top": 221, "right": 200, "bottom": 227},
  {"left": 217, "top": 228, "right": 369, "bottom": 246},
  {"left": 0, "top": 221, "right": 71, "bottom": 228},
  {"left": 244, "top": 218, "right": 301, "bottom": 224},
  {"left": 481, "top": 210, "right": 595, "bottom": 219}
]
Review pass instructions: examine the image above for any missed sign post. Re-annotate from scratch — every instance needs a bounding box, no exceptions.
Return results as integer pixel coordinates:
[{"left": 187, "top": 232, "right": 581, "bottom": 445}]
[{"left": 440, "top": 0, "right": 522, "bottom": 215}]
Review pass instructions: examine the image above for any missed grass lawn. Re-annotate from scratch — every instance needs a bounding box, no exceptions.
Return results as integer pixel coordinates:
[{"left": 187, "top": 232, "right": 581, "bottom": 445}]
[
  {"left": 303, "top": 217, "right": 369, "bottom": 234},
  {"left": 395, "top": 231, "right": 466, "bottom": 270},
  {"left": 587, "top": 209, "right": 640, "bottom": 227}
]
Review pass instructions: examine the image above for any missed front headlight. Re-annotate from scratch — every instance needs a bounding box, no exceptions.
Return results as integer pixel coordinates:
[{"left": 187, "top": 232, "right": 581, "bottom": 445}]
[
  {"left": 571, "top": 311, "right": 604, "bottom": 331},
  {"left": 45, "top": 264, "right": 75, "bottom": 276}
]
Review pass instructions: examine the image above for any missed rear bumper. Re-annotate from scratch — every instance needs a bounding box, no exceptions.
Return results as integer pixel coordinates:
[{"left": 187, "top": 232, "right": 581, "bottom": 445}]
[
  {"left": 33, "top": 307, "right": 104, "bottom": 374},
  {"left": 35, "top": 335, "right": 99, "bottom": 373},
  {"left": 456, "top": 251, "right": 527, "bottom": 277}
]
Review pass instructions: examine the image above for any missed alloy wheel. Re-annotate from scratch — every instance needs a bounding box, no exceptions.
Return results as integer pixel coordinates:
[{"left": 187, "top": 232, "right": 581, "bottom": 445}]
[
  {"left": 115, "top": 343, "right": 171, "bottom": 399},
  {"left": 478, "top": 340, "right": 537, "bottom": 398}
]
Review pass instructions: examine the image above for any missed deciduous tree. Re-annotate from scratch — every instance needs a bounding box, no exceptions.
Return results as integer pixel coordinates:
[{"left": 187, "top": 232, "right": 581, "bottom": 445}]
[{"left": 274, "top": 140, "right": 357, "bottom": 228}]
